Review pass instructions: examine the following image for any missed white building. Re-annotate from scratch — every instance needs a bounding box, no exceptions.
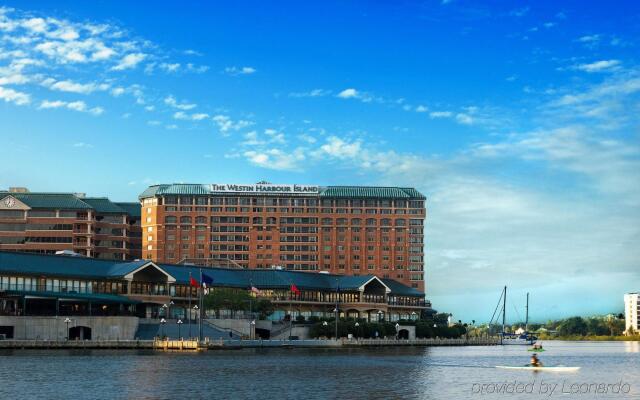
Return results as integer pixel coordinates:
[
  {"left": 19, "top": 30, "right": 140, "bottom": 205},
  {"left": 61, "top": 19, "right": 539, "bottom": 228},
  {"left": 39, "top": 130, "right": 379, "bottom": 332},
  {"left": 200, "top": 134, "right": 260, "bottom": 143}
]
[{"left": 624, "top": 293, "right": 639, "bottom": 335}]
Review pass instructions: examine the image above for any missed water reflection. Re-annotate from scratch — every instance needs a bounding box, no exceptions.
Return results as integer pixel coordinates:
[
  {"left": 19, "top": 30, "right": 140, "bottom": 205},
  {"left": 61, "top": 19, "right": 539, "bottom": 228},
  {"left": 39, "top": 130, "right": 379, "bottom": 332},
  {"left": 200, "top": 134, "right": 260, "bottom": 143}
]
[{"left": 0, "top": 342, "right": 638, "bottom": 399}]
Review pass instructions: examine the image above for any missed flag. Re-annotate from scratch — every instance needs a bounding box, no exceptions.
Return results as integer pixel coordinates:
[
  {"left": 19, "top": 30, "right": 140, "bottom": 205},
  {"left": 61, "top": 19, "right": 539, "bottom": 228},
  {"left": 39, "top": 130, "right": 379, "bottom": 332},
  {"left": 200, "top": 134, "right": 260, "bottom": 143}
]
[
  {"left": 189, "top": 276, "right": 199, "bottom": 287},
  {"left": 202, "top": 273, "right": 214, "bottom": 288},
  {"left": 251, "top": 286, "right": 261, "bottom": 295},
  {"left": 290, "top": 284, "right": 300, "bottom": 295}
]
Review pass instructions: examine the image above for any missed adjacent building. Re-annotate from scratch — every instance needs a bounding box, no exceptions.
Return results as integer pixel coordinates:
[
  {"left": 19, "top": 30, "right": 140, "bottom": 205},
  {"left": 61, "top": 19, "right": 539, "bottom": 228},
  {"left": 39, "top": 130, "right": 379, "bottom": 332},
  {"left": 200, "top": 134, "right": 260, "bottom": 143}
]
[
  {"left": 624, "top": 293, "right": 639, "bottom": 335},
  {"left": 0, "top": 251, "right": 429, "bottom": 339},
  {"left": 0, "top": 188, "right": 141, "bottom": 260},
  {"left": 139, "top": 183, "right": 426, "bottom": 291}
]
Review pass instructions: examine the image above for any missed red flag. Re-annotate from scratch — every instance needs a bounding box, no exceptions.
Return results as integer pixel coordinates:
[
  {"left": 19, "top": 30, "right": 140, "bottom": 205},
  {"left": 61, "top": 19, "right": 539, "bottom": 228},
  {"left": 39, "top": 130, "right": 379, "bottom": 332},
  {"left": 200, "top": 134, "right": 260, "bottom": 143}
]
[
  {"left": 189, "top": 276, "right": 199, "bottom": 287},
  {"left": 290, "top": 284, "right": 300, "bottom": 295}
]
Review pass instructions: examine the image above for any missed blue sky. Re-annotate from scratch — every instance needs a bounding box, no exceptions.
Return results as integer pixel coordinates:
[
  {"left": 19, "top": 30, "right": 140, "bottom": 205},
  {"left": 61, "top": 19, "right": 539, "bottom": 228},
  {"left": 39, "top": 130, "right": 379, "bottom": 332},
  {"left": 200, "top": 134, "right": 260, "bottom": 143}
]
[{"left": 1, "top": 1, "right": 639, "bottom": 322}]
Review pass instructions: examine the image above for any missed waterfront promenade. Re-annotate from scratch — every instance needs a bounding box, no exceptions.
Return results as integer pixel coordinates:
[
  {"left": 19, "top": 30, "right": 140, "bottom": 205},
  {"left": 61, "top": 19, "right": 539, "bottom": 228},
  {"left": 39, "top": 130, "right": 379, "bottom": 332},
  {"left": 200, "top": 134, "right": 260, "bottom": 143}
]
[{"left": 0, "top": 337, "right": 499, "bottom": 350}]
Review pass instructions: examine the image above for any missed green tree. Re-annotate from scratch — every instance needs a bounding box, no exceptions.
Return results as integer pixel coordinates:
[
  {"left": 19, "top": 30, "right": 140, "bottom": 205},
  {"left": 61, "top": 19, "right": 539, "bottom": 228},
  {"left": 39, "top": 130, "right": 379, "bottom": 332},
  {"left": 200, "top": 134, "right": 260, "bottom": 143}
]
[
  {"left": 203, "top": 288, "right": 252, "bottom": 318},
  {"left": 557, "top": 317, "right": 588, "bottom": 336},
  {"left": 254, "top": 299, "right": 274, "bottom": 320}
]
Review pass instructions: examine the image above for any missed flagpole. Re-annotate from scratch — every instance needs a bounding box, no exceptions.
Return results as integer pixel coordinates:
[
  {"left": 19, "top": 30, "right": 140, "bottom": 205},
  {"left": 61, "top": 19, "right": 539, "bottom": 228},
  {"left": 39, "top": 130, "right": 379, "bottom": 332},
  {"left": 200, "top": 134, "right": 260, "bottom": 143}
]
[
  {"left": 188, "top": 271, "right": 192, "bottom": 338},
  {"left": 199, "top": 268, "right": 203, "bottom": 343}
]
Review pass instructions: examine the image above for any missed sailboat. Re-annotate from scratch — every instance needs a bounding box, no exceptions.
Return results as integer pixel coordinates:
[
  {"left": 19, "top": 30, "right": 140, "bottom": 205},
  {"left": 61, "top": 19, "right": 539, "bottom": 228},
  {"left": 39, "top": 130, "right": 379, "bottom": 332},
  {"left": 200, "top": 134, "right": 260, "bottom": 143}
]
[{"left": 492, "top": 287, "right": 538, "bottom": 345}]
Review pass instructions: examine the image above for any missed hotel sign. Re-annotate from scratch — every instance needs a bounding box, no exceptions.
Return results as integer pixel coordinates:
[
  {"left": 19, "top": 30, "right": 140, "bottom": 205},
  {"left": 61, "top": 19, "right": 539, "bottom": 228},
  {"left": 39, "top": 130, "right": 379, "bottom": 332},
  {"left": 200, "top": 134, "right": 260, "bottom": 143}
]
[{"left": 209, "top": 183, "right": 319, "bottom": 194}]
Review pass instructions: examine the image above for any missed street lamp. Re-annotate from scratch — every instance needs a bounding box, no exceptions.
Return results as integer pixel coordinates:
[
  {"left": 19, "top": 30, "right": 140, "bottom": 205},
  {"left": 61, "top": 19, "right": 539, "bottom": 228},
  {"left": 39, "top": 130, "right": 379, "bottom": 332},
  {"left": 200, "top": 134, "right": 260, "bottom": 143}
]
[
  {"left": 64, "top": 317, "right": 71, "bottom": 340},
  {"left": 160, "top": 318, "right": 166, "bottom": 338},
  {"left": 333, "top": 308, "right": 339, "bottom": 340},
  {"left": 169, "top": 300, "right": 174, "bottom": 319},
  {"left": 354, "top": 322, "right": 360, "bottom": 340},
  {"left": 411, "top": 311, "right": 417, "bottom": 321},
  {"left": 191, "top": 304, "right": 198, "bottom": 338},
  {"left": 377, "top": 310, "right": 383, "bottom": 322},
  {"left": 161, "top": 303, "right": 168, "bottom": 319},
  {"left": 177, "top": 319, "right": 183, "bottom": 338},
  {"left": 395, "top": 322, "right": 400, "bottom": 340},
  {"left": 250, "top": 320, "right": 256, "bottom": 340}
]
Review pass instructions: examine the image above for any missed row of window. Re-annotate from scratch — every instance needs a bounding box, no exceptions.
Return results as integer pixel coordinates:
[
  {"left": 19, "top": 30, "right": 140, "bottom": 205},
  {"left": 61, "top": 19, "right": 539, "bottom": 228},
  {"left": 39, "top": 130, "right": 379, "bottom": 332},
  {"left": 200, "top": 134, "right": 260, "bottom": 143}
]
[
  {"left": 163, "top": 207, "right": 423, "bottom": 215},
  {"left": 165, "top": 216, "right": 423, "bottom": 227},
  {"left": 162, "top": 196, "right": 424, "bottom": 208},
  {"left": 0, "top": 223, "right": 73, "bottom": 231},
  {"left": 0, "top": 236, "right": 73, "bottom": 244}
]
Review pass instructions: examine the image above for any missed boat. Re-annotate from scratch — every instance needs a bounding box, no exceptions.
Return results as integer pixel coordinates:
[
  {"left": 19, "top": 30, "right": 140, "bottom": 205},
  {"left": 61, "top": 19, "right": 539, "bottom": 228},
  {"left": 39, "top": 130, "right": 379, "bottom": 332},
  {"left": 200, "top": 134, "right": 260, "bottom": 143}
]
[
  {"left": 491, "top": 287, "right": 537, "bottom": 345},
  {"left": 527, "top": 348, "right": 545, "bottom": 352},
  {"left": 496, "top": 365, "right": 580, "bottom": 372}
]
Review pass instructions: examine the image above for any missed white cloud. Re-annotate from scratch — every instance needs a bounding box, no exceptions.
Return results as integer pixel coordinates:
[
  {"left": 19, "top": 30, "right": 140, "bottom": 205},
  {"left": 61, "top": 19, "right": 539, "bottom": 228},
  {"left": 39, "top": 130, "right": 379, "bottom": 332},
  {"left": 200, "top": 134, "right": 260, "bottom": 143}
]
[
  {"left": 110, "top": 86, "right": 125, "bottom": 96},
  {"left": 429, "top": 111, "right": 453, "bottom": 118},
  {"left": 243, "top": 148, "right": 305, "bottom": 170},
  {"left": 0, "top": 85, "right": 30, "bottom": 105},
  {"left": 164, "top": 95, "right": 196, "bottom": 110},
  {"left": 315, "top": 136, "right": 362, "bottom": 159},
  {"left": 415, "top": 105, "right": 429, "bottom": 113},
  {"left": 575, "top": 60, "right": 621, "bottom": 73},
  {"left": 111, "top": 52, "right": 146, "bottom": 70},
  {"left": 72, "top": 142, "right": 93, "bottom": 148},
  {"left": 337, "top": 88, "right": 358, "bottom": 99},
  {"left": 288, "top": 89, "right": 331, "bottom": 98},
  {"left": 41, "top": 78, "right": 109, "bottom": 94},
  {"left": 224, "top": 66, "right": 256, "bottom": 76},
  {"left": 38, "top": 99, "right": 103, "bottom": 115},
  {"left": 173, "top": 111, "right": 209, "bottom": 121},
  {"left": 455, "top": 113, "right": 474, "bottom": 125},
  {"left": 212, "top": 114, "right": 253, "bottom": 135}
]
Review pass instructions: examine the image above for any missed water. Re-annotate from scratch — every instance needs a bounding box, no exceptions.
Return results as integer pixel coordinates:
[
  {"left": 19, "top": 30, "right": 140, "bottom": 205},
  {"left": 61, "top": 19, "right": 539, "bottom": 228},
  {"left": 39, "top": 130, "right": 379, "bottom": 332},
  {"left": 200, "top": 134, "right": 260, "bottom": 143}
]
[{"left": 0, "top": 341, "right": 638, "bottom": 399}]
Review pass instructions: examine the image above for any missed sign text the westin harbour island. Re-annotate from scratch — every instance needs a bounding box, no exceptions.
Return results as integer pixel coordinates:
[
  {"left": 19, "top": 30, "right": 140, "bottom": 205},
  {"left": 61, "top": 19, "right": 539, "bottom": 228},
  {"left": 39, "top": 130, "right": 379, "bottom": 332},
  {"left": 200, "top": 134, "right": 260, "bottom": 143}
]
[{"left": 209, "top": 183, "right": 320, "bottom": 194}]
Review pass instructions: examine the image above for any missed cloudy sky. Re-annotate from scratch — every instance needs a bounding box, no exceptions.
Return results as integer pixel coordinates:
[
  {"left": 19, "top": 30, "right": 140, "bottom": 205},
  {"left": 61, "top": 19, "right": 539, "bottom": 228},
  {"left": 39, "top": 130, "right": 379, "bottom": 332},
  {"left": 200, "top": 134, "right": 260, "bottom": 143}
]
[{"left": 1, "top": 1, "right": 638, "bottom": 322}]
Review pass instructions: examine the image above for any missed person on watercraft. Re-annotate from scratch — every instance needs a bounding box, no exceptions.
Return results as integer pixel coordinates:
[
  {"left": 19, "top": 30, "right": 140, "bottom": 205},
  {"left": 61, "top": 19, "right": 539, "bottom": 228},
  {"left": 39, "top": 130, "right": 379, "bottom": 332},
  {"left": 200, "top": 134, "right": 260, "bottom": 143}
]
[
  {"left": 533, "top": 343, "right": 543, "bottom": 350},
  {"left": 530, "top": 353, "right": 543, "bottom": 367}
]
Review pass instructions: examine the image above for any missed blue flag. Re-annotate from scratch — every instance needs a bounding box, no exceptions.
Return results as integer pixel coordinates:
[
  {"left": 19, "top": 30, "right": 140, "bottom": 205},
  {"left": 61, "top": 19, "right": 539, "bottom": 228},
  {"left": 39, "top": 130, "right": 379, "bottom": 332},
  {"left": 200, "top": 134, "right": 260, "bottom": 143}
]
[{"left": 202, "top": 273, "right": 214, "bottom": 287}]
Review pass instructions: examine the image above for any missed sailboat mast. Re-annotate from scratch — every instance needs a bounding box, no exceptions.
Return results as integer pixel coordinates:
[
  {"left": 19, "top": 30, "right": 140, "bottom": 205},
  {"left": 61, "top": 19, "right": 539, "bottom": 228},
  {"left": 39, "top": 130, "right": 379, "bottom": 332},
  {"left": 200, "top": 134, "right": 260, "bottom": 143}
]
[
  {"left": 525, "top": 292, "right": 529, "bottom": 332},
  {"left": 501, "top": 286, "right": 506, "bottom": 343}
]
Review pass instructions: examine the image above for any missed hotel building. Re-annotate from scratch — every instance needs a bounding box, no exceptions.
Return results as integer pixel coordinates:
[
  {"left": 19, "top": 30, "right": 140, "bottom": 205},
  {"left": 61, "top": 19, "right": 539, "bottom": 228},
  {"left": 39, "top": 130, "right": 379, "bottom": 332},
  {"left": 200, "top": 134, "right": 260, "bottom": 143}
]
[
  {"left": 0, "top": 188, "right": 142, "bottom": 260},
  {"left": 624, "top": 293, "right": 639, "bottom": 335},
  {"left": 139, "top": 183, "right": 426, "bottom": 291}
]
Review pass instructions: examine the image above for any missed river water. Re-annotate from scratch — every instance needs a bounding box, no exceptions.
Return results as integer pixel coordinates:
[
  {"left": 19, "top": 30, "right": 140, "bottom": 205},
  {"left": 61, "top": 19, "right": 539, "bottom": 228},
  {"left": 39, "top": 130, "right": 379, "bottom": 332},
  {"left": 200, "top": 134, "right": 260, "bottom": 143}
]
[{"left": 0, "top": 341, "right": 637, "bottom": 399}]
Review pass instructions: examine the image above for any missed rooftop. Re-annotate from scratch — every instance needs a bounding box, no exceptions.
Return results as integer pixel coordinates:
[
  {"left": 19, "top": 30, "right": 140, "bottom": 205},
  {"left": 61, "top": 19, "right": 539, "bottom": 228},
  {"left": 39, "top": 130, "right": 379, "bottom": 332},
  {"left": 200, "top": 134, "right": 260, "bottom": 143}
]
[
  {"left": 0, "top": 251, "right": 425, "bottom": 297},
  {"left": 0, "top": 191, "right": 140, "bottom": 217},
  {"left": 139, "top": 183, "right": 425, "bottom": 200}
]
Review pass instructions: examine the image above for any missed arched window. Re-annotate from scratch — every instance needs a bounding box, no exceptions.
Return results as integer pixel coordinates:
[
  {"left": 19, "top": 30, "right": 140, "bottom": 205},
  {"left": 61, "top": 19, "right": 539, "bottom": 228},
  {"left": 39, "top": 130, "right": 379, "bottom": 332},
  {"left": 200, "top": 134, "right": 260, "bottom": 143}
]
[
  {"left": 337, "top": 218, "right": 347, "bottom": 226},
  {"left": 395, "top": 219, "right": 406, "bottom": 227},
  {"left": 351, "top": 218, "right": 362, "bottom": 226},
  {"left": 195, "top": 216, "right": 207, "bottom": 224},
  {"left": 165, "top": 216, "right": 177, "bottom": 224},
  {"left": 253, "top": 217, "right": 263, "bottom": 225},
  {"left": 180, "top": 216, "right": 192, "bottom": 224},
  {"left": 381, "top": 218, "right": 391, "bottom": 226},
  {"left": 366, "top": 218, "right": 376, "bottom": 226},
  {"left": 321, "top": 218, "right": 332, "bottom": 225}
]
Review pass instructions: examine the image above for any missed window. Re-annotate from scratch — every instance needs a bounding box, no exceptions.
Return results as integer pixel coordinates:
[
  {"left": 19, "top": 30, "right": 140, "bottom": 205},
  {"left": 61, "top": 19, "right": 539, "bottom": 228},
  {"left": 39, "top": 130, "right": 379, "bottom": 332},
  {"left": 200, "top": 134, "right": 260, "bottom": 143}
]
[{"left": 180, "top": 216, "right": 192, "bottom": 224}]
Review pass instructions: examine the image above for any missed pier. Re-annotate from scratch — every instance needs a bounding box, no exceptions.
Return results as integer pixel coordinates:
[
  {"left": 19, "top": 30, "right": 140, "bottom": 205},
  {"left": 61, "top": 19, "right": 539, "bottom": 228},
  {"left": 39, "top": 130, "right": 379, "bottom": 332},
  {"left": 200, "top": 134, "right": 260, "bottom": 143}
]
[{"left": 0, "top": 337, "right": 499, "bottom": 350}]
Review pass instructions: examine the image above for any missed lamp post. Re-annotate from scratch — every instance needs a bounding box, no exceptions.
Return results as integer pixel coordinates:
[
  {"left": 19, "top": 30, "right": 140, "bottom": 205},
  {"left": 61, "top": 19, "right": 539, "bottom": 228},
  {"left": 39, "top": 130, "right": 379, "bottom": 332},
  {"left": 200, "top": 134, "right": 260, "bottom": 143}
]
[
  {"left": 177, "top": 319, "right": 183, "bottom": 339},
  {"left": 354, "top": 322, "right": 360, "bottom": 340},
  {"left": 395, "top": 322, "right": 400, "bottom": 340},
  {"left": 333, "top": 308, "right": 339, "bottom": 340},
  {"left": 169, "top": 300, "right": 174, "bottom": 320},
  {"left": 411, "top": 311, "right": 417, "bottom": 321},
  {"left": 377, "top": 310, "right": 383, "bottom": 323},
  {"left": 161, "top": 303, "right": 168, "bottom": 319},
  {"left": 64, "top": 317, "right": 71, "bottom": 340},
  {"left": 322, "top": 320, "right": 328, "bottom": 338},
  {"left": 160, "top": 318, "right": 166, "bottom": 338},
  {"left": 189, "top": 304, "right": 198, "bottom": 338},
  {"left": 250, "top": 320, "right": 256, "bottom": 340},
  {"left": 193, "top": 305, "right": 199, "bottom": 342}
]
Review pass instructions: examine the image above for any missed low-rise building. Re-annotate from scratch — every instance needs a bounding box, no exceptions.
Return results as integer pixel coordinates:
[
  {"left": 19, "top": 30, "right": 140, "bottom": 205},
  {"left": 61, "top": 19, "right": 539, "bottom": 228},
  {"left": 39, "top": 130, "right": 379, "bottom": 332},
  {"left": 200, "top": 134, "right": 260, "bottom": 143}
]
[
  {"left": 624, "top": 292, "right": 639, "bottom": 335},
  {"left": 0, "top": 251, "right": 430, "bottom": 339},
  {"left": 0, "top": 188, "right": 141, "bottom": 260}
]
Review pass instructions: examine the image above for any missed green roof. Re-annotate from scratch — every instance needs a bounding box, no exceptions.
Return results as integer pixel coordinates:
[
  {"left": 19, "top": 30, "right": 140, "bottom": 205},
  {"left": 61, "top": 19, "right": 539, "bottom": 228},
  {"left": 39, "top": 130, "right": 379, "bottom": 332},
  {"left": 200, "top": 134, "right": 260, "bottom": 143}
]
[
  {"left": 0, "top": 192, "right": 141, "bottom": 217},
  {"left": 114, "top": 202, "right": 141, "bottom": 218},
  {"left": 0, "top": 251, "right": 425, "bottom": 298},
  {"left": 319, "top": 186, "right": 425, "bottom": 199},
  {"left": 82, "top": 197, "right": 127, "bottom": 214},
  {"left": 139, "top": 184, "right": 425, "bottom": 200},
  {"left": 2, "top": 193, "right": 93, "bottom": 210}
]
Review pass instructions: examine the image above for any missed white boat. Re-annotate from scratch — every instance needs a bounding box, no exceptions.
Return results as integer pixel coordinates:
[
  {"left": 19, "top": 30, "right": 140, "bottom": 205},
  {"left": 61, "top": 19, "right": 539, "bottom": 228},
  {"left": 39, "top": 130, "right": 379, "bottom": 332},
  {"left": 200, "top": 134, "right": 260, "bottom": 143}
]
[
  {"left": 500, "top": 332, "right": 537, "bottom": 345},
  {"left": 496, "top": 365, "right": 580, "bottom": 372},
  {"left": 492, "top": 287, "right": 537, "bottom": 345}
]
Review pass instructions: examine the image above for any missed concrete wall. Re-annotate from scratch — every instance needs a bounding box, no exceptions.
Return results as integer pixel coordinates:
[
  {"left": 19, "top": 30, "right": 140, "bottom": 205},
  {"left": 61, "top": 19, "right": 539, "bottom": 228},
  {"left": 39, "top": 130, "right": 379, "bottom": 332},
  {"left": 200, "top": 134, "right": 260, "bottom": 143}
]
[
  {"left": 0, "top": 316, "right": 139, "bottom": 340},
  {"left": 207, "top": 318, "right": 272, "bottom": 336}
]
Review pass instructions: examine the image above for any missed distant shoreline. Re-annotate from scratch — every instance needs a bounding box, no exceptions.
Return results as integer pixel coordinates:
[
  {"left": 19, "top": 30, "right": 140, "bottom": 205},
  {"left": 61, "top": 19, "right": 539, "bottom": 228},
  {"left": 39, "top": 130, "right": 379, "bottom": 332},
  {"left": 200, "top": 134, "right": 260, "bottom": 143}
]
[{"left": 537, "top": 335, "right": 640, "bottom": 342}]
